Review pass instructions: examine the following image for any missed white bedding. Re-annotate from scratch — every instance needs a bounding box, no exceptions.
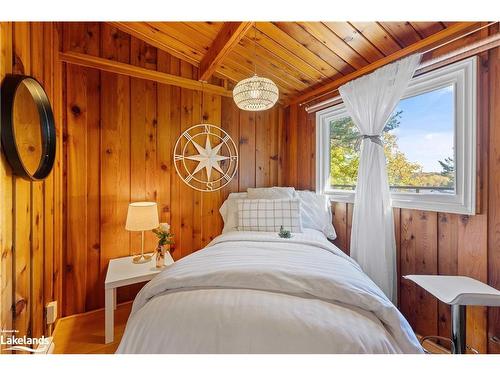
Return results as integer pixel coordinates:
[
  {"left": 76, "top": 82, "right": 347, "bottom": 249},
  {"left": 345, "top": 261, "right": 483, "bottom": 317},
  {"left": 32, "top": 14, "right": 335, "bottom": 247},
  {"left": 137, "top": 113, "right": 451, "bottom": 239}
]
[{"left": 117, "top": 229, "right": 422, "bottom": 354}]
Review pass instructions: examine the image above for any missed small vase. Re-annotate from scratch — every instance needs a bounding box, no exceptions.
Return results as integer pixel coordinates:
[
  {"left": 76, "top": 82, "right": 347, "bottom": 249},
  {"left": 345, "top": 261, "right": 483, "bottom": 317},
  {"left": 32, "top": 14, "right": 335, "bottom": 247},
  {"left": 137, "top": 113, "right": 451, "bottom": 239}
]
[{"left": 155, "top": 244, "right": 166, "bottom": 269}]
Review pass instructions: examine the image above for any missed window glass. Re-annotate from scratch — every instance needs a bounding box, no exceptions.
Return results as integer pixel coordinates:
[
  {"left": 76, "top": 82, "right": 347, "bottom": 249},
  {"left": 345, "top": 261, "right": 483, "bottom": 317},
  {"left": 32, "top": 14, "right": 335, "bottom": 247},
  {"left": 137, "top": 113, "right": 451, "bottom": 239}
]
[{"left": 329, "top": 85, "right": 455, "bottom": 194}]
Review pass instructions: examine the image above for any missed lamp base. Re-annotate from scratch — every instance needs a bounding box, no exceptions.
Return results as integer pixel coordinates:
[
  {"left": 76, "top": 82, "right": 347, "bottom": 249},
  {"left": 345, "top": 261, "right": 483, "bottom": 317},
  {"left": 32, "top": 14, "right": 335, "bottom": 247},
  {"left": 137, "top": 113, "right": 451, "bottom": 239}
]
[{"left": 132, "top": 254, "right": 152, "bottom": 264}]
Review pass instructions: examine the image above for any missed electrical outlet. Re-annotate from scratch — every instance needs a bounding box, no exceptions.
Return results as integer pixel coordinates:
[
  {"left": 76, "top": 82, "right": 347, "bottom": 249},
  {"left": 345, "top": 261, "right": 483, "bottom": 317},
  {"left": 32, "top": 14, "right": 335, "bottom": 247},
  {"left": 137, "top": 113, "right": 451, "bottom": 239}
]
[{"left": 46, "top": 301, "right": 57, "bottom": 325}]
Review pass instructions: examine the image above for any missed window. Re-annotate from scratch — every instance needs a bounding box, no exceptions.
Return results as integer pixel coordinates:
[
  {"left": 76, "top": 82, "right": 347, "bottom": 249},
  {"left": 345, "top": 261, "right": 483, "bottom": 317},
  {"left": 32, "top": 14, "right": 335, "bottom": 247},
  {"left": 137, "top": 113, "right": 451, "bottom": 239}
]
[{"left": 316, "top": 56, "right": 477, "bottom": 214}]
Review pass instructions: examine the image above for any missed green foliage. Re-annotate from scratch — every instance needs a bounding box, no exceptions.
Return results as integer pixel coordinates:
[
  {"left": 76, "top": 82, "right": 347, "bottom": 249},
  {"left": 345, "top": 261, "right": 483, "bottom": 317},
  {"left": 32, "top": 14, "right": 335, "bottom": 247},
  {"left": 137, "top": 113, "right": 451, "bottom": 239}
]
[
  {"left": 278, "top": 225, "right": 291, "bottom": 239},
  {"left": 152, "top": 228, "right": 174, "bottom": 246},
  {"left": 329, "top": 111, "right": 454, "bottom": 190},
  {"left": 383, "top": 131, "right": 423, "bottom": 186},
  {"left": 439, "top": 157, "right": 454, "bottom": 181}
]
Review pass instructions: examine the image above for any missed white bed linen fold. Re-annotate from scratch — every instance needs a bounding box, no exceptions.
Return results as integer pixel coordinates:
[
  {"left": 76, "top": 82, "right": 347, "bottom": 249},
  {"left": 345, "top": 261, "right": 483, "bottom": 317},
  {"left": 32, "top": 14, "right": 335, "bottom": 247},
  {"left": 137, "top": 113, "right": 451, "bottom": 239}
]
[{"left": 117, "top": 229, "right": 422, "bottom": 354}]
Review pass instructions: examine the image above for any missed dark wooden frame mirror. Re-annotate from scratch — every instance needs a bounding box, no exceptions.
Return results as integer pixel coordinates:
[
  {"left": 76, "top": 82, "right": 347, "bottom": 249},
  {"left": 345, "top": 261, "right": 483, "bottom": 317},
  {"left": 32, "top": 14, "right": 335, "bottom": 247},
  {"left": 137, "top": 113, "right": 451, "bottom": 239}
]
[{"left": 1, "top": 74, "right": 56, "bottom": 181}]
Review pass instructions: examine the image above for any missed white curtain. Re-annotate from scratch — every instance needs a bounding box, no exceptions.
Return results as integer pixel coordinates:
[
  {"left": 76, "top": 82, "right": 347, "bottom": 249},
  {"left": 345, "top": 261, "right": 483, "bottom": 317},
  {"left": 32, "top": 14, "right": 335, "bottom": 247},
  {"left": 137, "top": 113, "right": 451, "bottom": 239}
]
[{"left": 338, "top": 54, "right": 421, "bottom": 302}]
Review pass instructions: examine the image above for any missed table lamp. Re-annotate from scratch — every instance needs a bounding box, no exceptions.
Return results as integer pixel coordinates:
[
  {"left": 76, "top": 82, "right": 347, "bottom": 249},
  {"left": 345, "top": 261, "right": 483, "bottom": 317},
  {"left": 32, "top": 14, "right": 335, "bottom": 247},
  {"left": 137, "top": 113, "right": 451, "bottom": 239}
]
[{"left": 125, "top": 202, "right": 159, "bottom": 264}]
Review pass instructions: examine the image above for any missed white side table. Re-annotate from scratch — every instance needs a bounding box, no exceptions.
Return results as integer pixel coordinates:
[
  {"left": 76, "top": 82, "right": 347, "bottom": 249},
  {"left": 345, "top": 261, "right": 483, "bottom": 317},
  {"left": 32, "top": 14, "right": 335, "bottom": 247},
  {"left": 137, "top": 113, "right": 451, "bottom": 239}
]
[
  {"left": 404, "top": 275, "right": 500, "bottom": 354},
  {"left": 104, "top": 252, "right": 174, "bottom": 344}
]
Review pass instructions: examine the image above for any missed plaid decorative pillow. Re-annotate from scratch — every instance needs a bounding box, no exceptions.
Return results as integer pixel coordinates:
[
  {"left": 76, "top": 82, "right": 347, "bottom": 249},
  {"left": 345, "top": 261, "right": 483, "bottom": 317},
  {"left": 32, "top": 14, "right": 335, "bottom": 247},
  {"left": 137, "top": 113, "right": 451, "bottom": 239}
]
[{"left": 237, "top": 199, "right": 303, "bottom": 233}]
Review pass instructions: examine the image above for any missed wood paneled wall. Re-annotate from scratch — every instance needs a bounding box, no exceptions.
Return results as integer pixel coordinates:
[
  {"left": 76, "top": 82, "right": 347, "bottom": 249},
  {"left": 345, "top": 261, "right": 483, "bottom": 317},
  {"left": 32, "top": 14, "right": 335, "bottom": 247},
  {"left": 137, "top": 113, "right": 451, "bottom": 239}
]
[
  {"left": 283, "top": 44, "right": 500, "bottom": 353},
  {"left": 61, "top": 23, "right": 285, "bottom": 316},
  {"left": 0, "top": 22, "right": 64, "bottom": 351}
]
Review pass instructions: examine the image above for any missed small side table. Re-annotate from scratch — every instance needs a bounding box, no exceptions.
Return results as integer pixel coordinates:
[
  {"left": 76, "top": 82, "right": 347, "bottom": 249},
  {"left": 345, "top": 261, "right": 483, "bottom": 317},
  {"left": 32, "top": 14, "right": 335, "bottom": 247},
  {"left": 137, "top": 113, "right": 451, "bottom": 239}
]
[
  {"left": 104, "top": 252, "right": 174, "bottom": 344},
  {"left": 404, "top": 275, "right": 500, "bottom": 354}
]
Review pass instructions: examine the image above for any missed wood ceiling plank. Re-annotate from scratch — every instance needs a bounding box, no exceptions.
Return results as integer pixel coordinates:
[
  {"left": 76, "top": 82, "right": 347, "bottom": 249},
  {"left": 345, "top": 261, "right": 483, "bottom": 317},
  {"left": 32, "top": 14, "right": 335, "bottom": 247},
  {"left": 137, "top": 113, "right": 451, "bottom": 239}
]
[
  {"left": 379, "top": 22, "right": 422, "bottom": 47},
  {"left": 146, "top": 22, "right": 212, "bottom": 53},
  {"left": 410, "top": 22, "right": 445, "bottom": 38},
  {"left": 322, "top": 22, "right": 385, "bottom": 63},
  {"left": 227, "top": 59, "right": 301, "bottom": 98},
  {"left": 109, "top": 22, "right": 202, "bottom": 66},
  {"left": 184, "top": 22, "right": 225, "bottom": 39},
  {"left": 150, "top": 22, "right": 238, "bottom": 86},
  {"left": 255, "top": 23, "right": 336, "bottom": 83},
  {"left": 289, "top": 22, "right": 478, "bottom": 105},
  {"left": 256, "top": 22, "right": 342, "bottom": 80},
  {"left": 248, "top": 29, "right": 328, "bottom": 82},
  {"left": 59, "top": 51, "right": 232, "bottom": 97},
  {"left": 205, "top": 49, "right": 297, "bottom": 101},
  {"left": 350, "top": 21, "right": 402, "bottom": 56},
  {"left": 215, "top": 60, "right": 253, "bottom": 83},
  {"left": 223, "top": 52, "right": 300, "bottom": 97},
  {"left": 193, "top": 54, "right": 267, "bottom": 95},
  {"left": 442, "top": 22, "right": 456, "bottom": 28},
  {"left": 273, "top": 22, "right": 355, "bottom": 76},
  {"left": 199, "top": 22, "right": 253, "bottom": 81},
  {"left": 185, "top": 21, "right": 316, "bottom": 91},
  {"left": 232, "top": 38, "right": 312, "bottom": 89},
  {"left": 297, "top": 22, "right": 370, "bottom": 70}
]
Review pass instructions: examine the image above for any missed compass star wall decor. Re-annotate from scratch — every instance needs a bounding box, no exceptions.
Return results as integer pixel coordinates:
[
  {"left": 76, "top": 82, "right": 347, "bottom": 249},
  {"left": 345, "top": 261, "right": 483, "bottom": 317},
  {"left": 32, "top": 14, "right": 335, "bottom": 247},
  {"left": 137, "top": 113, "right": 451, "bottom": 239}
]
[{"left": 173, "top": 124, "right": 238, "bottom": 192}]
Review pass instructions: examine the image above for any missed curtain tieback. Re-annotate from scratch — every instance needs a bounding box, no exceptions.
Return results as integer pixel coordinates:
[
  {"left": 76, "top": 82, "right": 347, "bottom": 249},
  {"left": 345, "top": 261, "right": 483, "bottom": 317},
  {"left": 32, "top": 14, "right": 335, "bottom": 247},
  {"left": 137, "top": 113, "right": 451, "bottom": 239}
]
[{"left": 355, "top": 134, "right": 383, "bottom": 151}]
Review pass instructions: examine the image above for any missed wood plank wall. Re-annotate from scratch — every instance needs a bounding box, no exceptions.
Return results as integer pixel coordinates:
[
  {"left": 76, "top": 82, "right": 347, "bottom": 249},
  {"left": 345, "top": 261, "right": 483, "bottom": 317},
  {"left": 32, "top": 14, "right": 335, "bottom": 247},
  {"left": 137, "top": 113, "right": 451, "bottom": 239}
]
[
  {"left": 61, "top": 23, "right": 285, "bottom": 316},
  {"left": 0, "top": 22, "right": 64, "bottom": 352},
  {"left": 283, "top": 39, "right": 500, "bottom": 353}
]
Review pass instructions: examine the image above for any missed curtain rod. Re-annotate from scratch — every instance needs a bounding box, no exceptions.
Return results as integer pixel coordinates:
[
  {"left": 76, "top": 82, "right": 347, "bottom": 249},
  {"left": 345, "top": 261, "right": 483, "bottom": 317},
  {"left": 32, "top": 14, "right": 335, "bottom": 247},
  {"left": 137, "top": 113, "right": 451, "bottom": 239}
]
[{"left": 302, "top": 21, "right": 498, "bottom": 112}]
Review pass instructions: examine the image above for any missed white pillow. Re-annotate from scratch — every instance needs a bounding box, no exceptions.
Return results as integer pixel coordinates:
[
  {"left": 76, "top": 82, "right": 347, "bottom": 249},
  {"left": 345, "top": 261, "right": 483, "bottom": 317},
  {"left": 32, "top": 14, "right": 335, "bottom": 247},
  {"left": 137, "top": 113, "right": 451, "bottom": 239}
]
[
  {"left": 247, "top": 186, "right": 295, "bottom": 200},
  {"left": 296, "top": 190, "right": 336, "bottom": 240},
  {"left": 237, "top": 198, "right": 303, "bottom": 233},
  {"left": 219, "top": 192, "right": 248, "bottom": 233}
]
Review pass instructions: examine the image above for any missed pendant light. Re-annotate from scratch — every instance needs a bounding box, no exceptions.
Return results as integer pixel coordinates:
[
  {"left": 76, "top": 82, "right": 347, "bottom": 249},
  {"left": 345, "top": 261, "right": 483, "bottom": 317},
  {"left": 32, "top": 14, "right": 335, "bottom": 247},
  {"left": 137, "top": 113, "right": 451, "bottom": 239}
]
[{"left": 232, "top": 25, "right": 279, "bottom": 111}]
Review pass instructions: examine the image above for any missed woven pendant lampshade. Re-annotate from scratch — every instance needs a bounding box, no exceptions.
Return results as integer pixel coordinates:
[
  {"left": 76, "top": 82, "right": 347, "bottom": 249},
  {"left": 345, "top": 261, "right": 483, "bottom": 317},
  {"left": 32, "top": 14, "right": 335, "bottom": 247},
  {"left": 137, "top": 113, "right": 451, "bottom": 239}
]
[
  {"left": 233, "top": 74, "right": 279, "bottom": 111},
  {"left": 232, "top": 24, "right": 279, "bottom": 111}
]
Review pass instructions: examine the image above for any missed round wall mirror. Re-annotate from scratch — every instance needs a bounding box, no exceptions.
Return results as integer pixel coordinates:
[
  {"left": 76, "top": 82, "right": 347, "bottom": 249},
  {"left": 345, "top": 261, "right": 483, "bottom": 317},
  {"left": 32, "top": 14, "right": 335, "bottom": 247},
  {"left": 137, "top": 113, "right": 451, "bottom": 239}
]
[{"left": 1, "top": 74, "right": 56, "bottom": 180}]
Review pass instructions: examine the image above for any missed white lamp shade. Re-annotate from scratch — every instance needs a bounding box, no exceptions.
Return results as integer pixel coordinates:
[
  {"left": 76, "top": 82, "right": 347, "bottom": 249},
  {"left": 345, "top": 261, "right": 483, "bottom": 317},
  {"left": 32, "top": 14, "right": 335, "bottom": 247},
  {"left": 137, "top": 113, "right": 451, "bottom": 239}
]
[{"left": 125, "top": 202, "right": 159, "bottom": 231}]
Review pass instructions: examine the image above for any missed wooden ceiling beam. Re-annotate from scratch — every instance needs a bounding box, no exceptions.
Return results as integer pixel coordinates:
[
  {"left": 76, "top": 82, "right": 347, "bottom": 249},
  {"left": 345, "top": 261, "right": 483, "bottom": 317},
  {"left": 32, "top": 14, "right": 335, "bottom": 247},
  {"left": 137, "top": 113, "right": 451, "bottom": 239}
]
[
  {"left": 289, "top": 22, "right": 478, "bottom": 106},
  {"left": 59, "top": 51, "right": 232, "bottom": 97},
  {"left": 199, "top": 22, "right": 254, "bottom": 81}
]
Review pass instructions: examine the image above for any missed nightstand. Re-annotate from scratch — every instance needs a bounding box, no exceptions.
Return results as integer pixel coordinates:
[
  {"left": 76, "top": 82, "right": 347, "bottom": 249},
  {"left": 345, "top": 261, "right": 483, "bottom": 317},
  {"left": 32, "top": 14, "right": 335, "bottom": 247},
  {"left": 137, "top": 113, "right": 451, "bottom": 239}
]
[{"left": 104, "top": 252, "right": 174, "bottom": 344}]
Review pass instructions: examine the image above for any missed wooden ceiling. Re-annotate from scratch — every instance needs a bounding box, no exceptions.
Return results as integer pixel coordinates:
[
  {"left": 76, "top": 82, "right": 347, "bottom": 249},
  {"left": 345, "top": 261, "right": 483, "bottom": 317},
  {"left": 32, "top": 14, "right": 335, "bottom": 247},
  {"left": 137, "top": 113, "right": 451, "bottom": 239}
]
[{"left": 111, "top": 22, "right": 458, "bottom": 103}]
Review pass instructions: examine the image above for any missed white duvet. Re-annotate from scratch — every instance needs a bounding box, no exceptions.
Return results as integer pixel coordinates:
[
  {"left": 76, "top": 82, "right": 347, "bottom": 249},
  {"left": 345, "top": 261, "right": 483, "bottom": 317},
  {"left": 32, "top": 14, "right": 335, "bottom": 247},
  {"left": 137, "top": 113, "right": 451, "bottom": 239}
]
[{"left": 117, "top": 230, "right": 423, "bottom": 354}]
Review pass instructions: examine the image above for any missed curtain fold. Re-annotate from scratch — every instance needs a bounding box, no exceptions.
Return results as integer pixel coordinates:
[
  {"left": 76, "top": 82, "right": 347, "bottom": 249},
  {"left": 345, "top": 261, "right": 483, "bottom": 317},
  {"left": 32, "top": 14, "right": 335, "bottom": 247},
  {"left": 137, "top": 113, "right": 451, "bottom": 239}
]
[{"left": 338, "top": 54, "right": 421, "bottom": 302}]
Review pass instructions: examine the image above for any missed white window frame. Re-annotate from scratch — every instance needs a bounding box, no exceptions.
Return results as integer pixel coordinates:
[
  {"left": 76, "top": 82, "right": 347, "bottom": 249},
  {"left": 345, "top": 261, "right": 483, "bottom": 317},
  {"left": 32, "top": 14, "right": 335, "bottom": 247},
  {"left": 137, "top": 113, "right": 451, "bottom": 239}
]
[{"left": 316, "top": 56, "right": 477, "bottom": 215}]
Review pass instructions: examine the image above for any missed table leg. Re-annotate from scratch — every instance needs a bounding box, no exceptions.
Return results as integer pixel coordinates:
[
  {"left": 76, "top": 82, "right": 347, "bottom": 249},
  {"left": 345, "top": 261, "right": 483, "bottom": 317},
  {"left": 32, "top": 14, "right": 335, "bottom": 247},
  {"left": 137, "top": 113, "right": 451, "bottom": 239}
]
[
  {"left": 105, "top": 288, "right": 114, "bottom": 344},
  {"left": 451, "top": 304, "right": 466, "bottom": 354},
  {"left": 113, "top": 288, "right": 117, "bottom": 310}
]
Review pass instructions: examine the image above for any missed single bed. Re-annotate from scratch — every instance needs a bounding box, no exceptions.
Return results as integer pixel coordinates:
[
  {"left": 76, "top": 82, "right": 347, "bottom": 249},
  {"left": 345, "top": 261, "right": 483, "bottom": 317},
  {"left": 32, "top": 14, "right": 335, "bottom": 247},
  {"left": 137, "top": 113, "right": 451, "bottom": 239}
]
[{"left": 117, "top": 229, "right": 422, "bottom": 354}]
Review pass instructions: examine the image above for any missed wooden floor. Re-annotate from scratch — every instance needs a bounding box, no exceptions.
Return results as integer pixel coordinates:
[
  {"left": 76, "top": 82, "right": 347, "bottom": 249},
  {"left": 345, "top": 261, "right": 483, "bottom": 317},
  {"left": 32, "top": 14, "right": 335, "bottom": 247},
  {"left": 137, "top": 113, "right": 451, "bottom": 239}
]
[
  {"left": 52, "top": 302, "right": 132, "bottom": 354},
  {"left": 52, "top": 300, "right": 449, "bottom": 354}
]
